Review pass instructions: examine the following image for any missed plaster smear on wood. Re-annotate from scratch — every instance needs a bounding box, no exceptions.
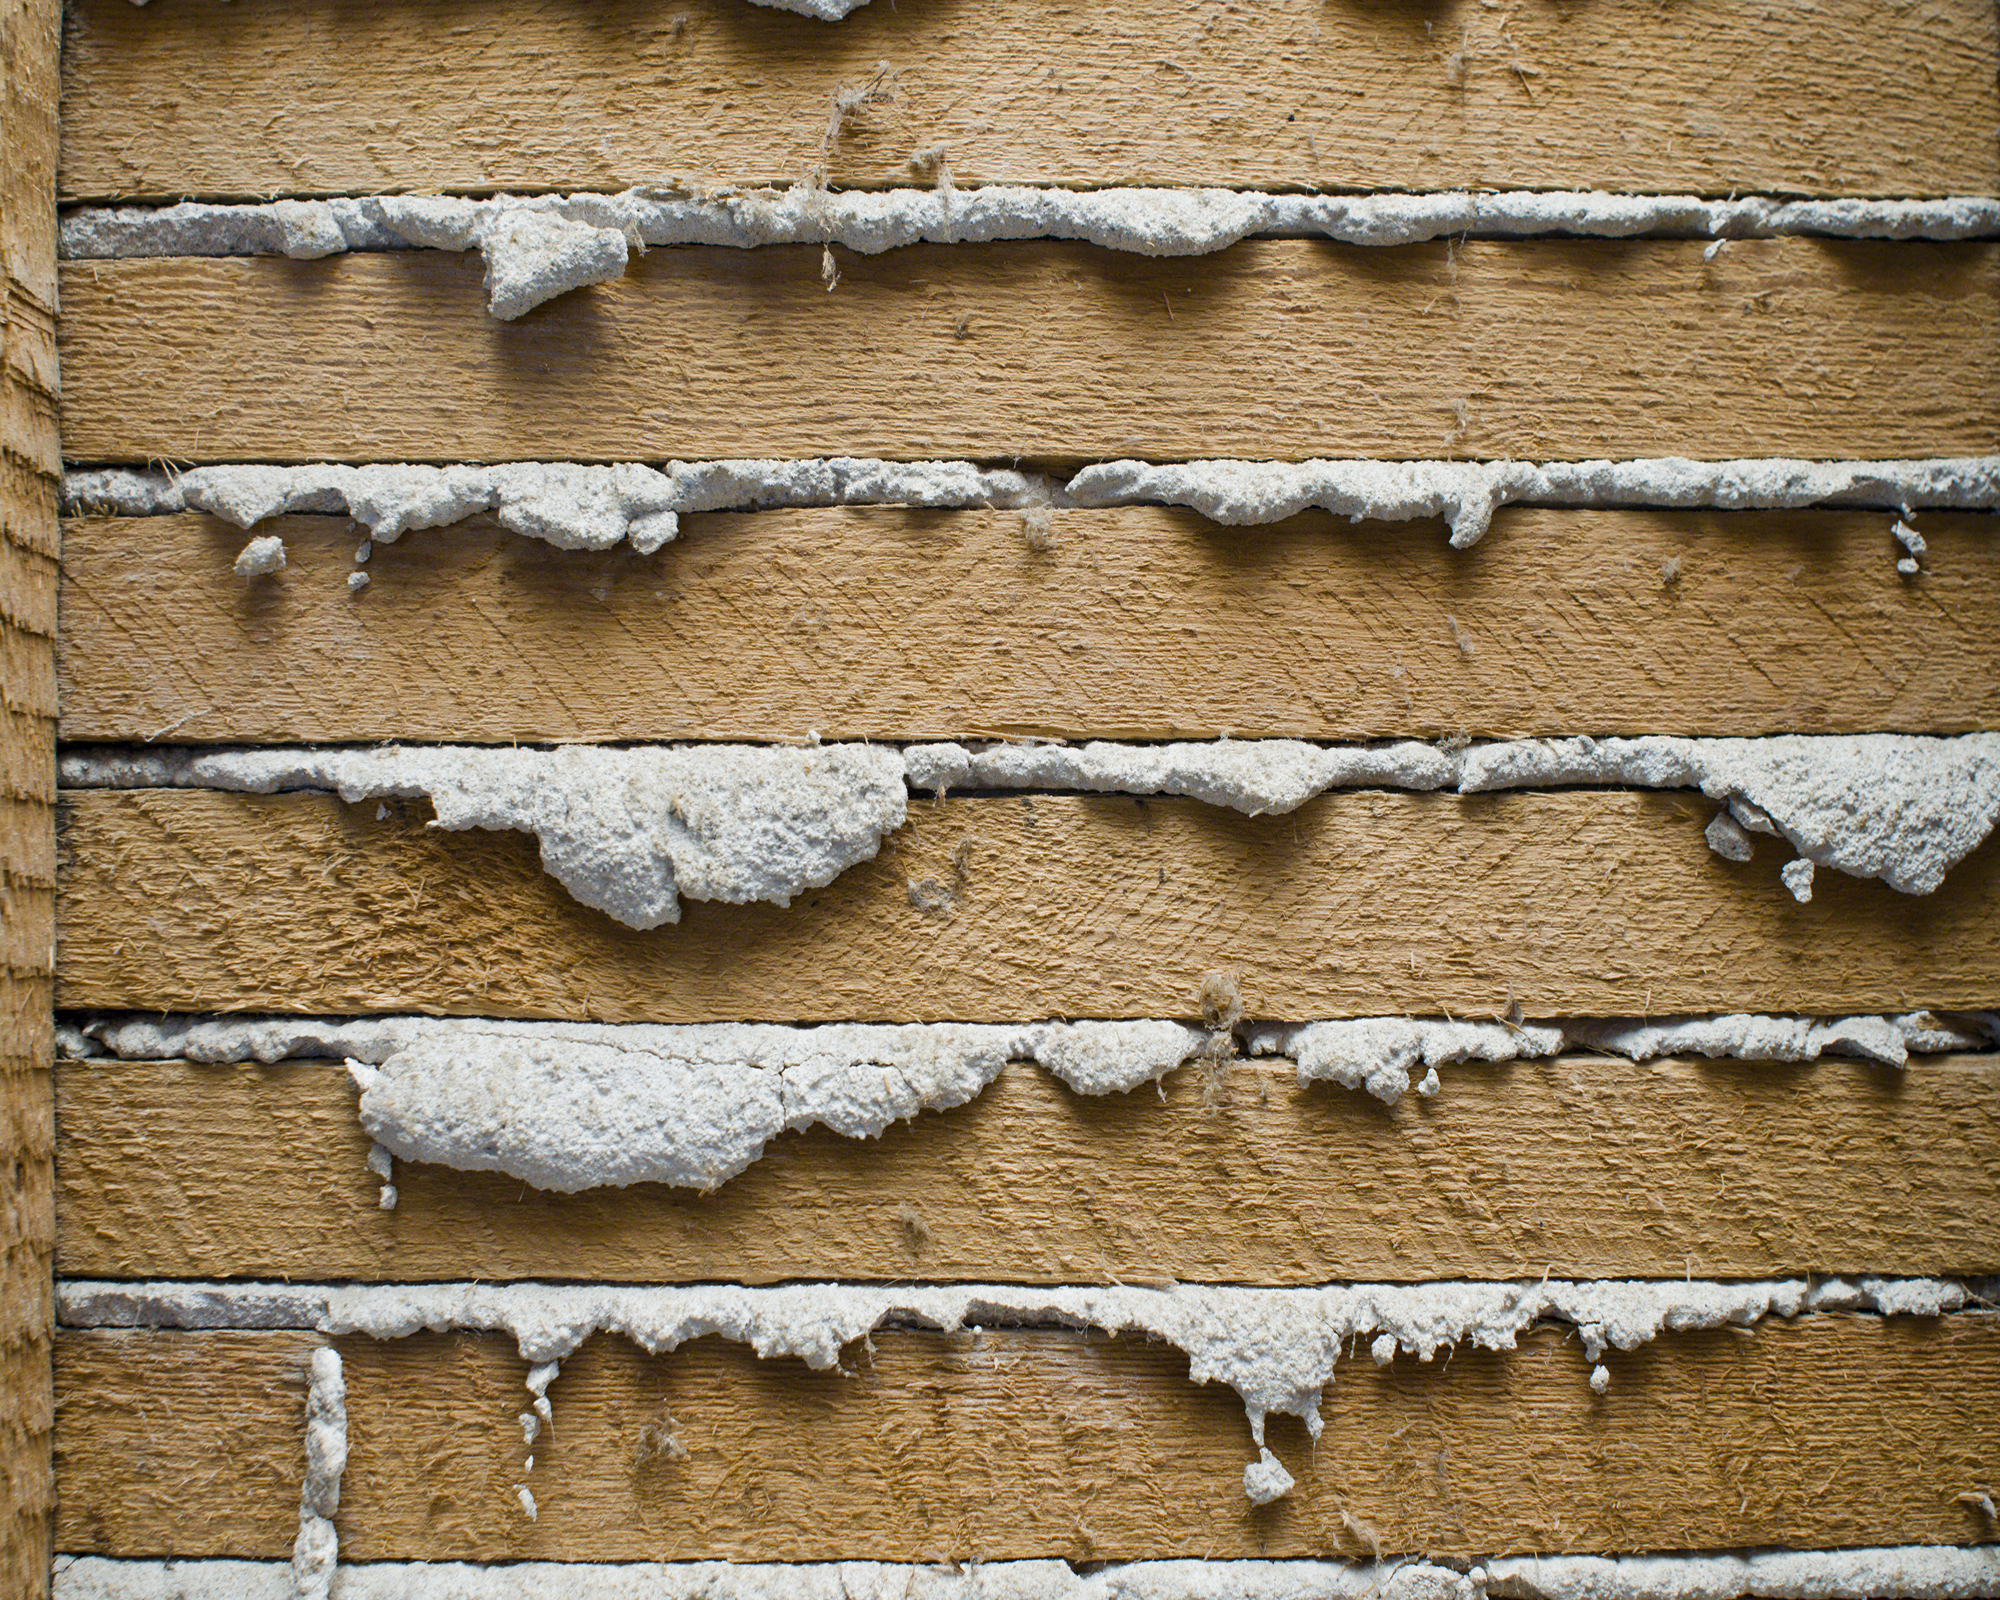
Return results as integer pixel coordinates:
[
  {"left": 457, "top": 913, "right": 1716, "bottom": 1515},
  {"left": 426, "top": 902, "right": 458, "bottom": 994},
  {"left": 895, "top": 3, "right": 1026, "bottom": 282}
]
[
  {"left": 61, "top": 456, "right": 2000, "bottom": 556},
  {"left": 291, "top": 1348, "right": 346, "bottom": 1600},
  {"left": 57, "top": 1276, "right": 1978, "bottom": 1505},
  {"left": 69, "top": 1015, "right": 1205, "bottom": 1190},
  {"left": 47, "top": 1551, "right": 2000, "bottom": 1600},
  {"left": 912, "top": 734, "right": 2000, "bottom": 898},
  {"left": 58, "top": 188, "right": 2000, "bottom": 317},
  {"left": 59, "top": 744, "right": 907, "bottom": 929},
  {"left": 59, "top": 459, "right": 1051, "bottom": 555},
  {"left": 1065, "top": 457, "right": 2000, "bottom": 548},
  {"left": 60, "top": 731, "right": 2000, "bottom": 911}
]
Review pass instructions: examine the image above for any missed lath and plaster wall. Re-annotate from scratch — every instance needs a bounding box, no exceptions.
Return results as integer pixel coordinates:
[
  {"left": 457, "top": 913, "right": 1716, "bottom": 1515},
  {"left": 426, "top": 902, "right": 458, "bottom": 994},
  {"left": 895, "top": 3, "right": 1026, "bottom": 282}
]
[{"left": 4, "top": 0, "right": 1999, "bottom": 1594}]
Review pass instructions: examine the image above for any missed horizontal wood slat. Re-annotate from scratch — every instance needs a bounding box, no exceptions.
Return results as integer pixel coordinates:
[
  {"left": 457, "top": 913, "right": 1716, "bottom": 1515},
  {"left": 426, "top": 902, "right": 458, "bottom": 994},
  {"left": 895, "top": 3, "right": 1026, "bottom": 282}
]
[
  {"left": 53, "top": 788, "right": 2000, "bottom": 1021},
  {"left": 54, "top": 1317, "right": 2000, "bottom": 1561},
  {"left": 55, "top": 240, "right": 2000, "bottom": 465},
  {"left": 55, "top": 0, "right": 2000, "bottom": 200},
  {"left": 57, "top": 507, "right": 2000, "bottom": 745},
  {"left": 52, "top": 1054, "right": 2000, "bottom": 1285}
]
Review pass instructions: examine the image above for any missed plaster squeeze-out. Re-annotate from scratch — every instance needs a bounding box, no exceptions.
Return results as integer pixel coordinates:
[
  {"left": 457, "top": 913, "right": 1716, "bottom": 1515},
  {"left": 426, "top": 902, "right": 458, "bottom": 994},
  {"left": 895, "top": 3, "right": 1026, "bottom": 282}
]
[
  {"left": 62, "top": 731, "right": 2000, "bottom": 919},
  {"left": 58, "top": 1276, "right": 1979, "bottom": 1506},
  {"left": 63, "top": 743, "right": 910, "bottom": 928},
  {"left": 62, "top": 1008, "right": 1991, "bottom": 1196},
  {"left": 62, "top": 456, "right": 2000, "bottom": 554},
  {"left": 47, "top": 1551, "right": 2000, "bottom": 1600},
  {"left": 72, "top": 1015, "right": 1207, "bottom": 1191},
  {"left": 1062, "top": 457, "right": 2000, "bottom": 548},
  {"left": 59, "top": 188, "right": 2000, "bottom": 318},
  {"left": 61, "top": 459, "right": 1050, "bottom": 554}
]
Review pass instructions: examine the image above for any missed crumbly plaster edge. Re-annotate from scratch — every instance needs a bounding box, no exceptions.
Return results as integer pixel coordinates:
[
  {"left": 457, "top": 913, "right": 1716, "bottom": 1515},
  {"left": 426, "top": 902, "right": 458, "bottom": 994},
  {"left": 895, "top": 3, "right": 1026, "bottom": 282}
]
[{"left": 48, "top": 1548, "right": 2000, "bottom": 1600}]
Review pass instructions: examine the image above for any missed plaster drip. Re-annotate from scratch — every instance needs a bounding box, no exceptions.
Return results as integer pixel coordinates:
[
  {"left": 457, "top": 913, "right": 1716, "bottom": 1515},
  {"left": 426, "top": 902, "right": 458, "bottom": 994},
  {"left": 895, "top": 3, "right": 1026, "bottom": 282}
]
[
  {"left": 61, "top": 731, "right": 2000, "bottom": 917},
  {"left": 60, "top": 455, "right": 2000, "bottom": 555},
  {"left": 58, "top": 188, "right": 2000, "bottom": 318},
  {"left": 47, "top": 1550, "right": 2000, "bottom": 1600},
  {"left": 56, "top": 1276, "right": 1980, "bottom": 1507},
  {"left": 60, "top": 1009, "right": 1991, "bottom": 1197},
  {"left": 292, "top": 1347, "right": 346, "bottom": 1600}
]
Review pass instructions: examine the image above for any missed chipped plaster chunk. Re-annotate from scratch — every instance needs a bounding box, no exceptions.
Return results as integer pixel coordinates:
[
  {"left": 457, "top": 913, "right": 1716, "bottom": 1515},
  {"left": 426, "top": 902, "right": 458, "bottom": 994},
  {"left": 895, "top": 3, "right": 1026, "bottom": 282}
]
[
  {"left": 477, "top": 210, "right": 631, "bottom": 319},
  {"left": 233, "top": 535, "right": 286, "bottom": 576},
  {"left": 1704, "top": 811, "right": 1756, "bottom": 862}
]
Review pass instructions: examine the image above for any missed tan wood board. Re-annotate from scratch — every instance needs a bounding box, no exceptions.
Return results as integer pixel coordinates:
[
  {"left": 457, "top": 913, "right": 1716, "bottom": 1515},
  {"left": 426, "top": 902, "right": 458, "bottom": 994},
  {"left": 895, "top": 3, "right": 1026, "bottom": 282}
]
[
  {"left": 2, "top": 0, "right": 61, "bottom": 1583},
  {"left": 55, "top": 240, "right": 2000, "bottom": 465},
  {"left": 53, "top": 1317, "right": 2000, "bottom": 1561},
  {"left": 53, "top": 788, "right": 2000, "bottom": 1022},
  {"left": 56, "top": 0, "right": 2000, "bottom": 200},
  {"left": 58, "top": 506, "right": 2000, "bottom": 746},
  {"left": 54, "top": 1053, "right": 2000, "bottom": 1286}
]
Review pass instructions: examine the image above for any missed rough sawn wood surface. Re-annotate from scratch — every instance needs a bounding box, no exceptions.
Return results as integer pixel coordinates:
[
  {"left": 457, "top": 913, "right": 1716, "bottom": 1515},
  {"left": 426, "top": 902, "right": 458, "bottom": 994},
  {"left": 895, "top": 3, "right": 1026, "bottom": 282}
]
[
  {"left": 52, "top": 1318, "right": 2000, "bottom": 1562},
  {"left": 52, "top": 1054, "right": 2000, "bottom": 1286},
  {"left": 54, "top": 788, "right": 2000, "bottom": 1022},
  {"left": 1, "top": 0, "right": 60, "bottom": 1585},
  {"left": 56, "top": 240, "right": 2000, "bottom": 465},
  {"left": 57, "top": 507, "right": 2000, "bottom": 746},
  {"left": 56, "top": 0, "right": 2000, "bottom": 200}
]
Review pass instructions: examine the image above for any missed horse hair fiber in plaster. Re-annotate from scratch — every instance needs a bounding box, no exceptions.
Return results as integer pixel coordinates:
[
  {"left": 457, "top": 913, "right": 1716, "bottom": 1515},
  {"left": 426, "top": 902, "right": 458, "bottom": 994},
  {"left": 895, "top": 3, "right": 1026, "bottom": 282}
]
[
  {"left": 48, "top": 1549, "right": 2000, "bottom": 1600},
  {"left": 61, "top": 455, "right": 2000, "bottom": 553},
  {"left": 58, "top": 1277, "right": 1980, "bottom": 1506},
  {"left": 60, "top": 731, "right": 2000, "bottom": 922},
  {"left": 59, "top": 188, "right": 2000, "bottom": 318}
]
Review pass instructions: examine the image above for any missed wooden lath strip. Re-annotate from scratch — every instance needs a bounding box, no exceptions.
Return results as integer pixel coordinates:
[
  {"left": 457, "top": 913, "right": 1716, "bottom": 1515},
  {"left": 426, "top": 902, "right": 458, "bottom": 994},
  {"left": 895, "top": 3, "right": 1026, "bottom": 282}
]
[
  {"left": 51, "top": 1317, "right": 2000, "bottom": 1561},
  {"left": 56, "top": 0, "right": 2000, "bottom": 200},
  {"left": 54, "top": 240, "right": 2000, "bottom": 465},
  {"left": 51, "top": 1054, "right": 2000, "bottom": 1285},
  {"left": 52, "top": 788, "right": 2000, "bottom": 1022},
  {"left": 55, "top": 507, "right": 2000, "bottom": 746}
]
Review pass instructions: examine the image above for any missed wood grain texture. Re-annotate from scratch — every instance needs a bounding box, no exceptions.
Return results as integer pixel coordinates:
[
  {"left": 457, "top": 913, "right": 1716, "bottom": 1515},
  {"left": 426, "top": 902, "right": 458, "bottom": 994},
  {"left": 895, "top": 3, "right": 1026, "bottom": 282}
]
[
  {"left": 55, "top": 0, "right": 2000, "bottom": 201},
  {"left": 55, "top": 240, "right": 2000, "bottom": 466},
  {"left": 57, "top": 507, "right": 2000, "bottom": 746},
  {"left": 53, "top": 788, "right": 2000, "bottom": 1022},
  {"left": 54, "top": 1318, "right": 2000, "bottom": 1561},
  {"left": 2, "top": 0, "right": 60, "bottom": 1586},
  {"left": 53, "top": 1053, "right": 2000, "bottom": 1286}
]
